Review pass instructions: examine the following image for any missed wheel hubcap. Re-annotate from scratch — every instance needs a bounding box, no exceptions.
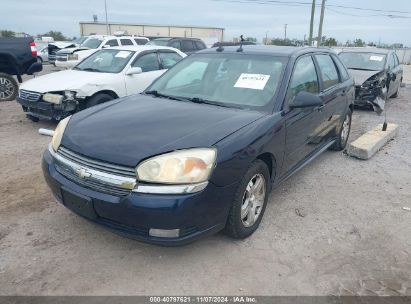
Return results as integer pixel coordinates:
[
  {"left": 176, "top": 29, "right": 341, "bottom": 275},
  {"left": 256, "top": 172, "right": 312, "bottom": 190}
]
[
  {"left": 0, "top": 77, "right": 14, "bottom": 99},
  {"left": 241, "top": 174, "right": 266, "bottom": 227},
  {"left": 341, "top": 114, "right": 351, "bottom": 144}
]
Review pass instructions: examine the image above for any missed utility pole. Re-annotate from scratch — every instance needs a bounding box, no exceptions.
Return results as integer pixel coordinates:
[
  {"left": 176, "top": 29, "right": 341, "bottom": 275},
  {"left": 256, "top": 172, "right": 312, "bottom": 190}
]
[
  {"left": 104, "top": 0, "right": 109, "bottom": 35},
  {"left": 308, "top": 0, "right": 316, "bottom": 46},
  {"left": 265, "top": 31, "right": 269, "bottom": 45},
  {"left": 284, "top": 24, "right": 288, "bottom": 41},
  {"left": 317, "top": 0, "right": 326, "bottom": 47}
]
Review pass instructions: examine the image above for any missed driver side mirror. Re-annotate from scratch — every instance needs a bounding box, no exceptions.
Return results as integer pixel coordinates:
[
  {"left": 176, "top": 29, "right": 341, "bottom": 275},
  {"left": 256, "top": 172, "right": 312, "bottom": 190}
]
[
  {"left": 126, "top": 67, "right": 143, "bottom": 75},
  {"left": 289, "top": 91, "right": 323, "bottom": 109}
]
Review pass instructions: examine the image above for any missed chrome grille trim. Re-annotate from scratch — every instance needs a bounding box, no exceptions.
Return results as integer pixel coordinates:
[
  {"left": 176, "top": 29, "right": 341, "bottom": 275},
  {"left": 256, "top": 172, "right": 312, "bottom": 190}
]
[
  {"left": 19, "top": 90, "right": 41, "bottom": 102},
  {"left": 49, "top": 145, "right": 136, "bottom": 196},
  {"left": 58, "top": 146, "right": 135, "bottom": 178}
]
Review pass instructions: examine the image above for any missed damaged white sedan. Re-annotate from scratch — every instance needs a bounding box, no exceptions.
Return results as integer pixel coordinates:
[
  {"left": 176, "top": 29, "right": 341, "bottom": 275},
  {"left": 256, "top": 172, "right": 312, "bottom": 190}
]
[
  {"left": 339, "top": 49, "right": 403, "bottom": 114},
  {"left": 17, "top": 46, "right": 185, "bottom": 121}
]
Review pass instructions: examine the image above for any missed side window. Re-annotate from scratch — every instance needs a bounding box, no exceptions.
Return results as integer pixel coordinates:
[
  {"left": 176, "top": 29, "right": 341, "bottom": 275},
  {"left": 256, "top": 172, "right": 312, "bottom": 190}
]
[
  {"left": 315, "top": 54, "right": 340, "bottom": 90},
  {"left": 120, "top": 39, "right": 133, "bottom": 46},
  {"left": 195, "top": 41, "right": 206, "bottom": 50},
  {"left": 105, "top": 39, "right": 119, "bottom": 47},
  {"left": 134, "top": 38, "right": 148, "bottom": 45},
  {"left": 159, "top": 52, "right": 183, "bottom": 69},
  {"left": 169, "top": 40, "right": 181, "bottom": 50},
  {"left": 182, "top": 40, "right": 195, "bottom": 52},
  {"left": 332, "top": 55, "right": 349, "bottom": 81},
  {"left": 393, "top": 53, "right": 399, "bottom": 67},
  {"left": 132, "top": 53, "right": 160, "bottom": 72},
  {"left": 287, "top": 56, "right": 319, "bottom": 105}
]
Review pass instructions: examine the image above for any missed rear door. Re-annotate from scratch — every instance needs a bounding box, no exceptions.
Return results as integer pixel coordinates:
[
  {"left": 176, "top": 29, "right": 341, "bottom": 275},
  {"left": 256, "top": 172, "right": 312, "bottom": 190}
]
[
  {"left": 124, "top": 51, "right": 164, "bottom": 94},
  {"left": 282, "top": 55, "right": 323, "bottom": 173},
  {"left": 181, "top": 40, "right": 196, "bottom": 54},
  {"left": 389, "top": 52, "right": 402, "bottom": 95},
  {"left": 313, "top": 53, "right": 347, "bottom": 142}
]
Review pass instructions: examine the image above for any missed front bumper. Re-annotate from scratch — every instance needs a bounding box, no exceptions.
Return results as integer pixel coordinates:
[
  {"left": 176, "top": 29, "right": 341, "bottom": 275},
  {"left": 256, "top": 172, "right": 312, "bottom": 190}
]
[
  {"left": 17, "top": 97, "right": 73, "bottom": 120},
  {"left": 42, "top": 149, "right": 235, "bottom": 245},
  {"left": 55, "top": 60, "right": 78, "bottom": 69}
]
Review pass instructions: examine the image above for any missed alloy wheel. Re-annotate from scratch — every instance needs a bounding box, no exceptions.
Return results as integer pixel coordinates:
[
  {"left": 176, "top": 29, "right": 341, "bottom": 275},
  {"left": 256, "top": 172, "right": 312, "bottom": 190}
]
[
  {"left": 241, "top": 174, "right": 266, "bottom": 227},
  {"left": 341, "top": 113, "right": 351, "bottom": 145},
  {"left": 0, "top": 77, "right": 15, "bottom": 100}
]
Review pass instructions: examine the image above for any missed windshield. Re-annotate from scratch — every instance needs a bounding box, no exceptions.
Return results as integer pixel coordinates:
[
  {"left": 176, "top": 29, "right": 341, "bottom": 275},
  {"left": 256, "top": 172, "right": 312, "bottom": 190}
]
[
  {"left": 339, "top": 52, "right": 386, "bottom": 71},
  {"left": 82, "top": 38, "right": 104, "bottom": 49},
  {"left": 147, "top": 39, "right": 170, "bottom": 46},
  {"left": 148, "top": 53, "right": 287, "bottom": 110},
  {"left": 74, "top": 36, "right": 88, "bottom": 45},
  {"left": 74, "top": 49, "right": 135, "bottom": 73}
]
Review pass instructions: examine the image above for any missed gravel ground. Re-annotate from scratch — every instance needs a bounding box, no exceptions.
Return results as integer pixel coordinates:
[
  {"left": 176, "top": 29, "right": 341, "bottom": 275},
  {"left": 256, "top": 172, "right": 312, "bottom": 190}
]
[{"left": 0, "top": 64, "right": 410, "bottom": 296}]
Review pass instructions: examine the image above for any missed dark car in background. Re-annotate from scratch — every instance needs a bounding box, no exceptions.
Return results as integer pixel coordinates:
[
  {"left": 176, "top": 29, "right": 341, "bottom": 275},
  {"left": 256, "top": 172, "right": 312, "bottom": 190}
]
[
  {"left": 339, "top": 49, "right": 403, "bottom": 112},
  {"left": 0, "top": 37, "right": 42, "bottom": 101},
  {"left": 42, "top": 46, "right": 354, "bottom": 245},
  {"left": 212, "top": 41, "right": 256, "bottom": 48},
  {"left": 147, "top": 37, "right": 206, "bottom": 54}
]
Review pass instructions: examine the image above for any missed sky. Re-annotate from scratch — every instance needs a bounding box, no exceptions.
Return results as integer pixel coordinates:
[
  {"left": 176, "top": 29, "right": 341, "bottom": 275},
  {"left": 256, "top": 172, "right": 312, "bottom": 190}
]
[{"left": 2, "top": 0, "right": 411, "bottom": 45}]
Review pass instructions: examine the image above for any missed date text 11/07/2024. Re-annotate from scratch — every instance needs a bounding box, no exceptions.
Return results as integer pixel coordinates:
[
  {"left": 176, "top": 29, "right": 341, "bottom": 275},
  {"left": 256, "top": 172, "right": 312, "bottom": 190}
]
[{"left": 149, "top": 296, "right": 257, "bottom": 303}]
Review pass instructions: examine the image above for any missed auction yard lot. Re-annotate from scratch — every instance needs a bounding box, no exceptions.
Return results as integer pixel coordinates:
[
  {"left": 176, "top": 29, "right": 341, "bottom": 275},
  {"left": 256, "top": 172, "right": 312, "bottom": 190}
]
[{"left": 0, "top": 64, "right": 410, "bottom": 296}]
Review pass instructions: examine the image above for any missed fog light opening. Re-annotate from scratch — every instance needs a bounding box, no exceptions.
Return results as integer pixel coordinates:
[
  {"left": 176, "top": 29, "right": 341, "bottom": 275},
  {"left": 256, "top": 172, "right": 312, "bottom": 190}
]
[{"left": 149, "top": 228, "right": 180, "bottom": 238}]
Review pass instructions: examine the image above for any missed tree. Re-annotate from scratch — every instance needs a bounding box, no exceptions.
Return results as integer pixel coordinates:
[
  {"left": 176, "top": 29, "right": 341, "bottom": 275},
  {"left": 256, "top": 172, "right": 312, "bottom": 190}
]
[
  {"left": 324, "top": 37, "right": 338, "bottom": 47},
  {"left": 353, "top": 38, "right": 365, "bottom": 47},
  {"left": 0, "top": 30, "right": 16, "bottom": 37},
  {"left": 38, "top": 31, "right": 67, "bottom": 41}
]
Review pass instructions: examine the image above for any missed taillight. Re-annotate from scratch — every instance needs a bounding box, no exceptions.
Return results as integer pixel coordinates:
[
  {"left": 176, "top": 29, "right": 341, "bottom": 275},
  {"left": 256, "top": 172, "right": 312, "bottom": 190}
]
[{"left": 30, "top": 42, "right": 37, "bottom": 58}]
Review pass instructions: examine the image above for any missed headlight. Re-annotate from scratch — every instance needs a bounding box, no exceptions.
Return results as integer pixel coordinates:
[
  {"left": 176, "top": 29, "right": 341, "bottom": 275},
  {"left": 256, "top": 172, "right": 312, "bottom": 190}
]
[
  {"left": 43, "top": 93, "right": 63, "bottom": 104},
  {"left": 136, "top": 148, "right": 217, "bottom": 184},
  {"left": 68, "top": 54, "right": 78, "bottom": 61},
  {"left": 64, "top": 91, "right": 76, "bottom": 100},
  {"left": 51, "top": 116, "right": 71, "bottom": 152}
]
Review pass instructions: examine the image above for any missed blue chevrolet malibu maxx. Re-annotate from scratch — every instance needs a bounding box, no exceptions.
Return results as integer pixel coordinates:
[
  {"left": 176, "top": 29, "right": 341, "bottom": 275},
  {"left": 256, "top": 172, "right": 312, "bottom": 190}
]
[{"left": 42, "top": 46, "right": 354, "bottom": 245}]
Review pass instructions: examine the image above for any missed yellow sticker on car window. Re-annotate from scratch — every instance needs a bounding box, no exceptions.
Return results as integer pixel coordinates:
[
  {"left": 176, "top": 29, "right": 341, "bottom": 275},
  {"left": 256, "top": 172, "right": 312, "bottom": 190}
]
[{"left": 234, "top": 74, "right": 270, "bottom": 90}]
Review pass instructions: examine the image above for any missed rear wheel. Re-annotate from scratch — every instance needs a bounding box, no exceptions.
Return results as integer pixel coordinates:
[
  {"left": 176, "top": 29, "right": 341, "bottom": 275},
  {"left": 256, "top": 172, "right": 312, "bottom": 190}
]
[
  {"left": 85, "top": 93, "right": 114, "bottom": 109},
  {"left": 330, "top": 109, "right": 352, "bottom": 151},
  {"left": 224, "top": 160, "right": 270, "bottom": 239},
  {"left": 0, "top": 73, "right": 18, "bottom": 102}
]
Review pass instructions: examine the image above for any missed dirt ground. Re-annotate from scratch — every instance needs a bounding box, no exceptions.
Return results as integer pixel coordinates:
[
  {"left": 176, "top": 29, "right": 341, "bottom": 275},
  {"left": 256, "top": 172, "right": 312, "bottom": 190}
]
[{"left": 0, "top": 64, "right": 410, "bottom": 296}]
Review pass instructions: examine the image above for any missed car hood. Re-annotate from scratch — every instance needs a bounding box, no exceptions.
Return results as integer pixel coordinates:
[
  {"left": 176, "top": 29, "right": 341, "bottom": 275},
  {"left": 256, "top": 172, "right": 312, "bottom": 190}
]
[
  {"left": 61, "top": 95, "right": 266, "bottom": 167},
  {"left": 348, "top": 69, "right": 383, "bottom": 86},
  {"left": 20, "top": 70, "right": 112, "bottom": 93}
]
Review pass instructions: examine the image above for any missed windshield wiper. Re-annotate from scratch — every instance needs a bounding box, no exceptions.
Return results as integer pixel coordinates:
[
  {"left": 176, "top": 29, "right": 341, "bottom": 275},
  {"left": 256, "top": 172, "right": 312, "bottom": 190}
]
[
  {"left": 144, "top": 90, "right": 187, "bottom": 102},
  {"left": 186, "top": 97, "right": 232, "bottom": 108},
  {"left": 349, "top": 68, "right": 379, "bottom": 71},
  {"left": 81, "top": 68, "right": 102, "bottom": 72}
]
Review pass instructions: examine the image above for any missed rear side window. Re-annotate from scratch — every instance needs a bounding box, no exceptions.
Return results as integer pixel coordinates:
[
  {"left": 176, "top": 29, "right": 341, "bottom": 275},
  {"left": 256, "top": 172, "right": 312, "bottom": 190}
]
[
  {"left": 315, "top": 54, "right": 340, "bottom": 90},
  {"left": 105, "top": 39, "right": 119, "bottom": 47},
  {"left": 120, "top": 39, "right": 133, "bottom": 46},
  {"left": 182, "top": 40, "right": 195, "bottom": 52},
  {"left": 393, "top": 53, "right": 399, "bottom": 67},
  {"left": 132, "top": 53, "right": 160, "bottom": 72},
  {"left": 169, "top": 40, "right": 181, "bottom": 50},
  {"left": 287, "top": 56, "right": 319, "bottom": 104},
  {"left": 159, "top": 52, "right": 183, "bottom": 69},
  {"left": 332, "top": 55, "right": 349, "bottom": 81},
  {"left": 195, "top": 41, "right": 206, "bottom": 50},
  {"left": 134, "top": 38, "right": 148, "bottom": 45}
]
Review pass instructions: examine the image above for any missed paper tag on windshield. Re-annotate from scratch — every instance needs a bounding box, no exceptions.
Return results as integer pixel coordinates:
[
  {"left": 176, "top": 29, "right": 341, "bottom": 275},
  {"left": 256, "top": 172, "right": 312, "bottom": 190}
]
[
  {"left": 369, "top": 55, "right": 384, "bottom": 62},
  {"left": 234, "top": 74, "right": 270, "bottom": 90},
  {"left": 115, "top": 51, "right": 131, "bottom": 58}
]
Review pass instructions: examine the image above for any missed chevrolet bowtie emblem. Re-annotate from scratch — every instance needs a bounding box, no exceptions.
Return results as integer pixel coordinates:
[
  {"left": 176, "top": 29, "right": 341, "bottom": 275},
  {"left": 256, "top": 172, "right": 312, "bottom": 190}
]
[{"left": 76, "top": 168, "right": 92, "bottom": 179}]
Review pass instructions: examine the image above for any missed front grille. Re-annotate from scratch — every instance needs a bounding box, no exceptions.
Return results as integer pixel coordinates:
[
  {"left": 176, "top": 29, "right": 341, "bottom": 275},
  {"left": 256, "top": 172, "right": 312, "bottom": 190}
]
[
  {"left": 55, "top": 147, "right": 136, "bottom": 196},
  {"left": 19, "top": 90, "right": 41, "bottom": 102}
]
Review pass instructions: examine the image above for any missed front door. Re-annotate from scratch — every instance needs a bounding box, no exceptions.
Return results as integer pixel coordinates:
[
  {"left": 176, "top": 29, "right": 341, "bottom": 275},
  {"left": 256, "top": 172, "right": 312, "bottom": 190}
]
[
  {"left": 282, "top": 55, "right": 324, "bottom": 174},
  {"left": 124, "top": 52, "right": 166, "bottom": 94}
]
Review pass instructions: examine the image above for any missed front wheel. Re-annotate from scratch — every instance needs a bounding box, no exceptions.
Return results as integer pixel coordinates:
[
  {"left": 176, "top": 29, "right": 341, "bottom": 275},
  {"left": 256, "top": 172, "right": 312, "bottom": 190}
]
[
  {"left": 330, "top": 109, "right": 352, "bottom": 151},
  {"left": 85, "top": 93, "right": 114, "bottom": 109},
  {"left": 224, "top": 160, "right": 270, "bottom": 239},
  {"left": 0, "top": 73, "right": 18, "bottom": 102}
]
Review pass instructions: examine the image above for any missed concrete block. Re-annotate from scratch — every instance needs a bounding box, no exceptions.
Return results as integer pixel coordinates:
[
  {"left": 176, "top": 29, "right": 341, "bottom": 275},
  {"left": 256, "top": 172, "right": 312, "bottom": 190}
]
[{"left": 347, "top": 123, "right": 398, "bottom": 160}]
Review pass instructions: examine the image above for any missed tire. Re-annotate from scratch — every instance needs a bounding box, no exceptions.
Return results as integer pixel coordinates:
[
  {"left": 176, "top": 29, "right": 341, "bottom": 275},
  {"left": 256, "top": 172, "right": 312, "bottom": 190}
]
[
  {"left": 85, "top": 93, "right": 114, "bottom": 109},
  {"left": 391, "top": 87, "right": 399, "bottom": 98},
  {"left": 37, "top": 57, "right": 43, "bottom": 64},
  {"left": 224, "top": 159, "right": 270, "bottom": 239},
  {"left": 26, "top": 114, "right": 39, "bottom": 122},
  {"left": 0, "top": 73, "right": 18, "bottom": 102},
  {"left": 330, "top": 109, "right": 352, "bottom": 151}
]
